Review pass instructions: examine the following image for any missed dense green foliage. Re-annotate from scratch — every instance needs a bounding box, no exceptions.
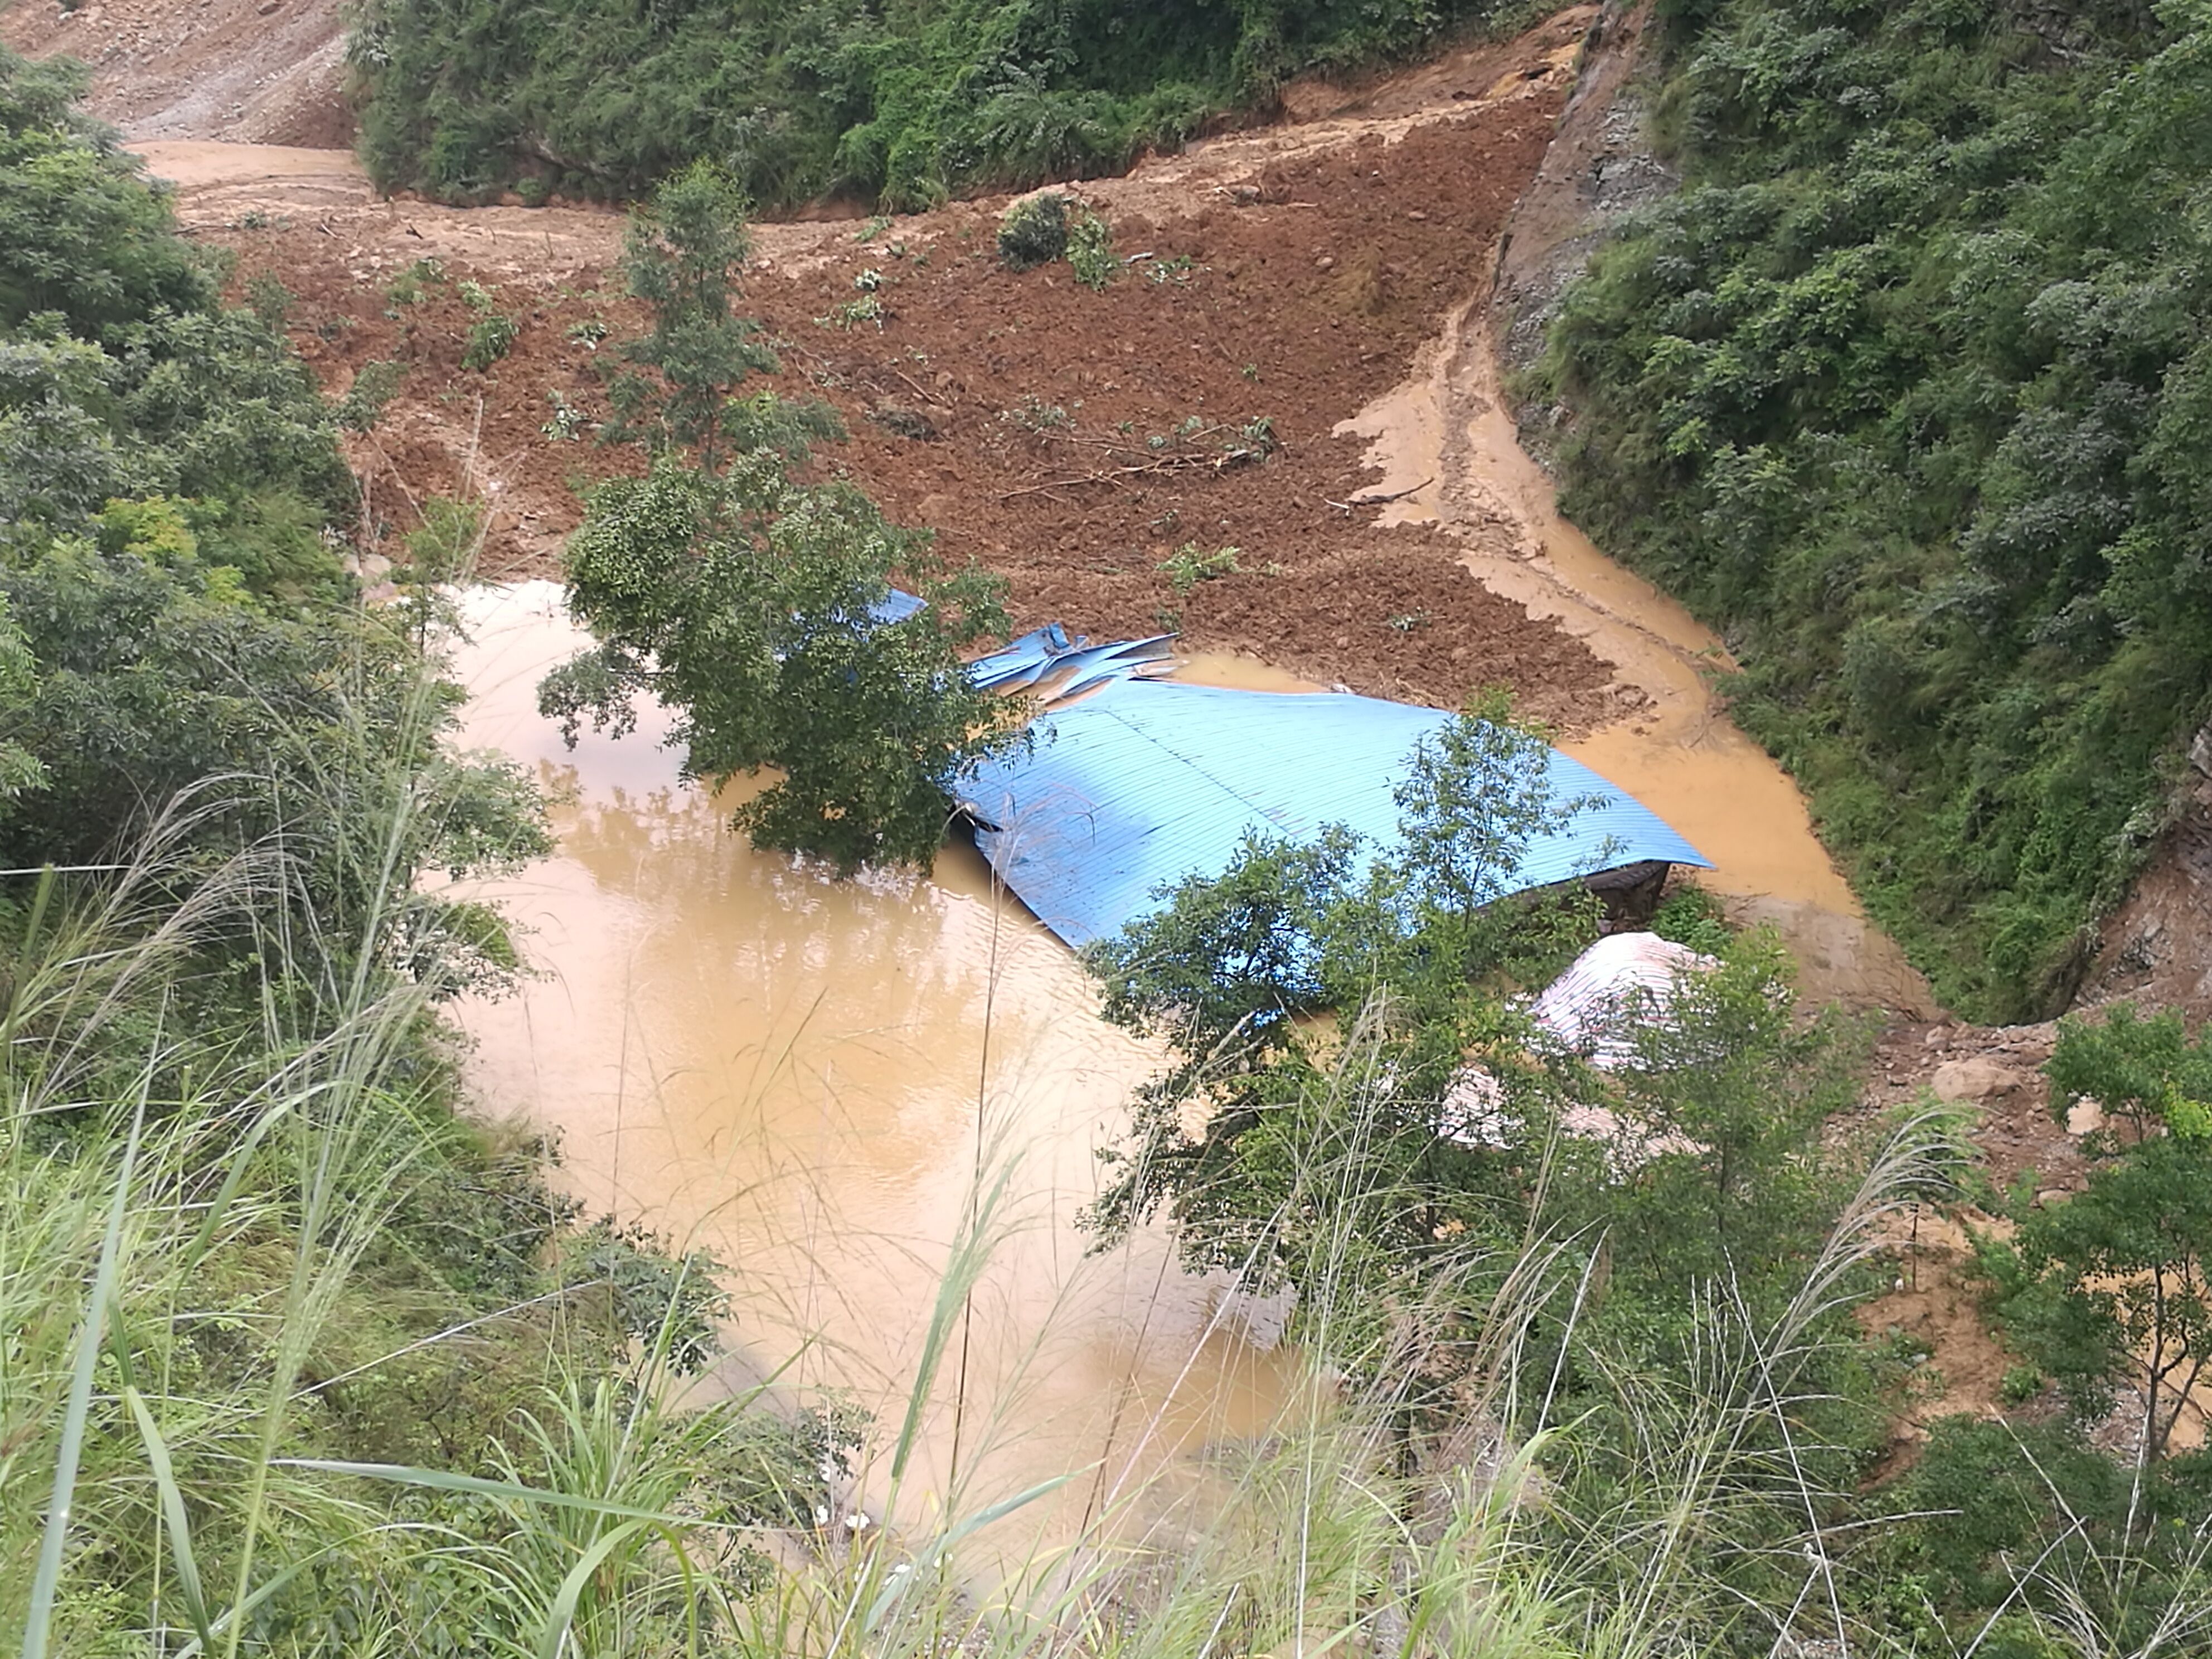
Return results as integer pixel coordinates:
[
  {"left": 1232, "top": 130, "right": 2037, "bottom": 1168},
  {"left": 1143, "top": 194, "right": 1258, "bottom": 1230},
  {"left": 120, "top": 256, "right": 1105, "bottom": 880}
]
[
  {"left": 0, "top": 47, "right": 528, "bottom": 976},
  {"left": 1544, "top": 0, "right": 2212, "bottom": 1018},
  {"left": 543, "top": 168, "right": 1023, "bottom": 871},
  {"left": 351, "top": 0, "right": 1526, "bottom": 207},
  {"left": 1984, "top": 1006, "right": 2212, "bottom": 1454}
]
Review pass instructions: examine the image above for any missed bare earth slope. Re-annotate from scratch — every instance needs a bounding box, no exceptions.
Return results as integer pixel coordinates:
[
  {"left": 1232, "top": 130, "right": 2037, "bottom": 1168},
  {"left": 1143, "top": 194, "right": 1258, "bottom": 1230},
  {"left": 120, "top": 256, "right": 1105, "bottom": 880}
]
[{"left": 2, "top": 0, "right": 350, "bottom": 144}]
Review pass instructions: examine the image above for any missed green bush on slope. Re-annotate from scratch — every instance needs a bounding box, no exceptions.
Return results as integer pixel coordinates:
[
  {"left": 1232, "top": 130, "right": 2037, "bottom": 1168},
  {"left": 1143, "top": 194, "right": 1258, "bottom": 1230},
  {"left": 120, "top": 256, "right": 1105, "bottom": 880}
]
[{"left": 1543, "top": 0, "right": 2212, "bottom": 1020}]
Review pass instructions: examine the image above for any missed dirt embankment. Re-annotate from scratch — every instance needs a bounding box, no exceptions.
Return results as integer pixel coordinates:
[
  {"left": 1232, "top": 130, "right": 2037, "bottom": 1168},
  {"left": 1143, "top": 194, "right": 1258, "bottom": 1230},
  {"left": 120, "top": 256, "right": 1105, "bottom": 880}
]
[
  {"left": 2083, "top": 725, "right": 2212, "bottom": 1023},
  {"left": 2, "top": 0, "right": 351, "bottom": 145}
]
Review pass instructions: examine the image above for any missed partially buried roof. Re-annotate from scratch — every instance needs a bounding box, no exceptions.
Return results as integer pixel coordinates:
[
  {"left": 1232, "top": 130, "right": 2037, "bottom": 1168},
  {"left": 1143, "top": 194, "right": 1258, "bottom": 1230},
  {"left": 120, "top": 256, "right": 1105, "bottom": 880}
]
[{"left": 959, "top": 678, "right": 1711, "bottom": 949}]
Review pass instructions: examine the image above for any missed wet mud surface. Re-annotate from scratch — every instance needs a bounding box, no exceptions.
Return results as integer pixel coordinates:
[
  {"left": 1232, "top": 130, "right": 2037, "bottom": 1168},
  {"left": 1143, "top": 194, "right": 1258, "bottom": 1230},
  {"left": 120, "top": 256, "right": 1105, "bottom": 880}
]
[{"left": 153, "top": 11, "right": 1621, "bottom": 731}]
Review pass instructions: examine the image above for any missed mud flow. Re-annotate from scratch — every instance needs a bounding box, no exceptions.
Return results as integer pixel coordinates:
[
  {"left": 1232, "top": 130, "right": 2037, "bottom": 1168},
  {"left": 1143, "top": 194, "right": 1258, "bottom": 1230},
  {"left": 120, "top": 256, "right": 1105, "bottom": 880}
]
[
  {"left": 442, "top": 584, "right": 1303, "bottom": 1547},
  {"left": 1338, "top": 298, "right": 1934, "bottom": 1015}
]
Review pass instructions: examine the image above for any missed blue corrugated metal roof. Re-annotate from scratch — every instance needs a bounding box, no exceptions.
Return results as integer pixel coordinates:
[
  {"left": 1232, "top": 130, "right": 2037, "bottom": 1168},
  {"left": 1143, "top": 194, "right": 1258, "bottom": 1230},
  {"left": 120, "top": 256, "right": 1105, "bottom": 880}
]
[
  {"left": 967, "top": 626, "right": 1174, "bottom": 700},
  {"left": 959, "top": 679, "right": 1710, "bottom": 949},
  {"left": 869, "top": 589, "right": 928, "bottom": 626}
]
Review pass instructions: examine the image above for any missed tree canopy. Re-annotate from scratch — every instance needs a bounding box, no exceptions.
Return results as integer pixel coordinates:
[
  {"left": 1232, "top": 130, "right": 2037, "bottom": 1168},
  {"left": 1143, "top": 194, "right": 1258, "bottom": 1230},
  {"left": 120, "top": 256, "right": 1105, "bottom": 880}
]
[
  {"left": 541, "top": 166, "right": 1022, "bottom": 871},
  {"left": 348, "top": 0, "right": 1532, "bottom": 207}
]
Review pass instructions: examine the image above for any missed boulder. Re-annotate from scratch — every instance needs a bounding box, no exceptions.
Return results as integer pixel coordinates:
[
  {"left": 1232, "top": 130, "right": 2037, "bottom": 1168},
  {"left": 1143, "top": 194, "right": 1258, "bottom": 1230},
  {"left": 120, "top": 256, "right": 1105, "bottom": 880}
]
[{"left": 1932, "top": 1056, "right": 2032, "bottom": 1104}]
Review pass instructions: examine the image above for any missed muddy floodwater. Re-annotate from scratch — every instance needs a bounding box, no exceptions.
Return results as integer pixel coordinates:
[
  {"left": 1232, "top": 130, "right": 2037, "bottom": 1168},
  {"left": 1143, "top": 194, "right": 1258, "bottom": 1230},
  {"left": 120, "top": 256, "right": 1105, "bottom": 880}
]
[
  {"left": 1338, "top": 302, "right": 1936, "bottom": 1016},
  {"left": 444, "top": 584, "right": 1301, "bottom": 1548}
]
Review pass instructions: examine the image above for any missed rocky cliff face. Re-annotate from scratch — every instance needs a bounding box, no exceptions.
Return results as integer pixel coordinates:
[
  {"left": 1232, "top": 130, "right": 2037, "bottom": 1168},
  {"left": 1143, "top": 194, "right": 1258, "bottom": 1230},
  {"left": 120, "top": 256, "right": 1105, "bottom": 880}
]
[
  {"left": 2083, "top": 724, "right": 2212, "bottom": 1021},
  {"left": 1486, "top": 0, "right": 1673, "bottom": 468}
]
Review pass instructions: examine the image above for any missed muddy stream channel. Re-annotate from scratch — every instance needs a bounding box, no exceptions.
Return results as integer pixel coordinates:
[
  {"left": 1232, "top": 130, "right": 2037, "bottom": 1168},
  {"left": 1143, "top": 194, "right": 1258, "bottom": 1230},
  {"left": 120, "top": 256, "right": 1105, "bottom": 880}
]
[{"left": 442, "top": 319, "right": 1932, "bottom": 1560}]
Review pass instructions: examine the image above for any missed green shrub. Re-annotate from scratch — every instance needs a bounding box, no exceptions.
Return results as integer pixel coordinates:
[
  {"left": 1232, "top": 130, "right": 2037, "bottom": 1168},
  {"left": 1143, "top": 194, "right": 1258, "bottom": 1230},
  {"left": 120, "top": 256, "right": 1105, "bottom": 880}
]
[
  {"left": 462, "top": 308, "right": 520, "bottom": 369},
  {"left": 1650, "top": 882, "right": 1732, "bottom": 954},
  {"left": 338, "top": 358, "right": 403, "bottom": 432},
  {"left": 244, "top": 270, "right": 292, "bottom": 331},
  {"left": 1066, "top": 208, "right": 1116, "bottom": 290},
  {"left": 383, "top": 256, "right": 444, "bottom": 307},
  {"left": 1158, "top": 541, "right": 1240, "bottom": 595},
  {"left": 997, "top": 191, "right": 1070, "bottom": 270}
]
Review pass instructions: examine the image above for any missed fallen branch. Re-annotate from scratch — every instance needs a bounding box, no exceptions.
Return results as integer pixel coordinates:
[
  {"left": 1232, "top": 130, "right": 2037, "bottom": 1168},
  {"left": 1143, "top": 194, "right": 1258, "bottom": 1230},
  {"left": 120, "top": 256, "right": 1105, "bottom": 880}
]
[
  {"left": 999, "top": 447, "right": 1270, "bottom": 499},
  {"left": 1325, "top": 476, "right": 1434, "bottom": 511},
  {"left": 889, "top": 365, "right": 951, "bottom": 408}
]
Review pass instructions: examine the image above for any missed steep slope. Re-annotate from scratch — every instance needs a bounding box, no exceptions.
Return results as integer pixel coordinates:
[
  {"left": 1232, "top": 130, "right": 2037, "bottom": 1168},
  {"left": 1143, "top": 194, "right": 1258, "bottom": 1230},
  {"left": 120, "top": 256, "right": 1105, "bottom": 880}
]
[{"left": 0, "top": 0, "right": 350, "bottom": 143}]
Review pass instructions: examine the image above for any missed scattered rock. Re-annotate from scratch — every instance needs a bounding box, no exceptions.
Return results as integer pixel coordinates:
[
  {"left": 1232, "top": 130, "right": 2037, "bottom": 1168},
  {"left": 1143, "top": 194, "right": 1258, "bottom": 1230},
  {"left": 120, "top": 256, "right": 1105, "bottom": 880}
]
[
  {"left": 1314, "top": 254, "right": 1336, "bottom": 271},
  {"left": 1932, "top": 1056, "right": 2033, "bottom": 1104},
  {"left": 2034, "top": 1188, "right": 2071, "bottom": 1209},
  {"left": 2064, "top": 1099, "right": 2106, "bottom": 1137}
]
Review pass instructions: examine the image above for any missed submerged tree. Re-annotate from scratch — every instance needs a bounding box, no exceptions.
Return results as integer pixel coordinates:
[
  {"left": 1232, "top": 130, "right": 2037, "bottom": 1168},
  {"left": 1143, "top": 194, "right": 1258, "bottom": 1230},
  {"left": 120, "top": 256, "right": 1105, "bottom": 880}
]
[
  {"left": 543, "top": 454, "right": 1020, "bottom": 870},
  {"left": 544, "top": 162, "right": 1022, "bottom": 871}
]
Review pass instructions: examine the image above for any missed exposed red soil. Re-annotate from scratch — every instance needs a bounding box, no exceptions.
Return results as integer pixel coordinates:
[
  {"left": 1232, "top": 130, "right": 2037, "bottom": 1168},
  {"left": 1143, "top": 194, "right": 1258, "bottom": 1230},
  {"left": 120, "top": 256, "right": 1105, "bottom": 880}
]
[
  {"left": 186, "top": 10, "right": 1616, "bottom": 726},
  {"left": 1858, "top": 1208, "right": 2021, "bottom": 1478}
]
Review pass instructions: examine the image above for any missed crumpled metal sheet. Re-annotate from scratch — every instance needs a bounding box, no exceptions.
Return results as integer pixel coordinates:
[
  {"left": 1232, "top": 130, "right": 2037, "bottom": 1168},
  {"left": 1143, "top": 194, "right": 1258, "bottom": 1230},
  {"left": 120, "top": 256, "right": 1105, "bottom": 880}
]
[{"left": 959, "top": 678, "right": 1712, "bottom": 949}]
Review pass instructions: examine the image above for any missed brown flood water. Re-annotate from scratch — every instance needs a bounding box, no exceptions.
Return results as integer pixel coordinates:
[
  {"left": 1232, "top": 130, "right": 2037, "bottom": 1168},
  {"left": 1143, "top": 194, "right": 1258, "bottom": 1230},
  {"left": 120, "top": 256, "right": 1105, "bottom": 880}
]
[
  {"left": 443, "top": 297, "right": 1934, "bottom": 1550},
  {"left": 444, "top": 584, "right": 1303, "bottom": 1551},
  {"left": 1337, "top": 297, "right": 1937, "bottom": 1017}
]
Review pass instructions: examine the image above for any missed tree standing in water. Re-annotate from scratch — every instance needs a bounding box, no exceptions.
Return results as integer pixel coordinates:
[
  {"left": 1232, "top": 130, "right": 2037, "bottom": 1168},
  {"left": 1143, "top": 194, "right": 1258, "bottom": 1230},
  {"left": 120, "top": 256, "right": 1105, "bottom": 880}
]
[{"left": 541, "top": 163, "right": 1021, "bottom": 871}]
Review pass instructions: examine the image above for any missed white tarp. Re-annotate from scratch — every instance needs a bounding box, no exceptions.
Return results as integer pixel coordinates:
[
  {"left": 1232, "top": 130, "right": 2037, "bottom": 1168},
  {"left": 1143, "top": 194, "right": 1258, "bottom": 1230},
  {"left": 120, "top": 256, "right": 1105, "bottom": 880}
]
[
  {"left": 1529, "top": 930, "right": 1719, "bottom": 1070},
  {"left": 1438, "top": 932, "right": 1720, "bottom": 1153}
]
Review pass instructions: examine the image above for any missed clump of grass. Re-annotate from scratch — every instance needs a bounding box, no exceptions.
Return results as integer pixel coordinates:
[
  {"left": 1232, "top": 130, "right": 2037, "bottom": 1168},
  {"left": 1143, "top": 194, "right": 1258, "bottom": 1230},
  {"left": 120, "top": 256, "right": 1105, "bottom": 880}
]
[
  {"left": 1159, "top": 541, "right": 1240, "bottom": 596},
  {"left": 458, "top": 278, "right": 520, "bottom": 368},
  {"left": 384, "top": 255, "right": 445, "bottom": 308}
]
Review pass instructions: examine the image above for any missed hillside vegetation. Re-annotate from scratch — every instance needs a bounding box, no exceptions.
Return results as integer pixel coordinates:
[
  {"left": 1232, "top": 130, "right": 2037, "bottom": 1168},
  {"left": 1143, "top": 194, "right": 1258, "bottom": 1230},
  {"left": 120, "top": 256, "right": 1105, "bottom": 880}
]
[
  {"left": 0, "top": 47, "right": 837, "bottom": 1650},
  {"left": 1543, "top": 0, "right": 2212, "bottom": 1020},
  {"left": 21, "top": 11, "right": 2212, "bottom": 1650},
  {"left": 348, "top": 0, "right": 1528, "bottom": 207}
]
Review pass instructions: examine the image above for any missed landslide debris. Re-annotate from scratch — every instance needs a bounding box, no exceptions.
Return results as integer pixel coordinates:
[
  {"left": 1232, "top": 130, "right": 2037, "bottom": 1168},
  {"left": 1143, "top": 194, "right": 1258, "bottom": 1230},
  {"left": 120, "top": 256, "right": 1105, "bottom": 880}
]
[{"left": 186, "top": 9, "right": 1622, "bottom": 726}]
